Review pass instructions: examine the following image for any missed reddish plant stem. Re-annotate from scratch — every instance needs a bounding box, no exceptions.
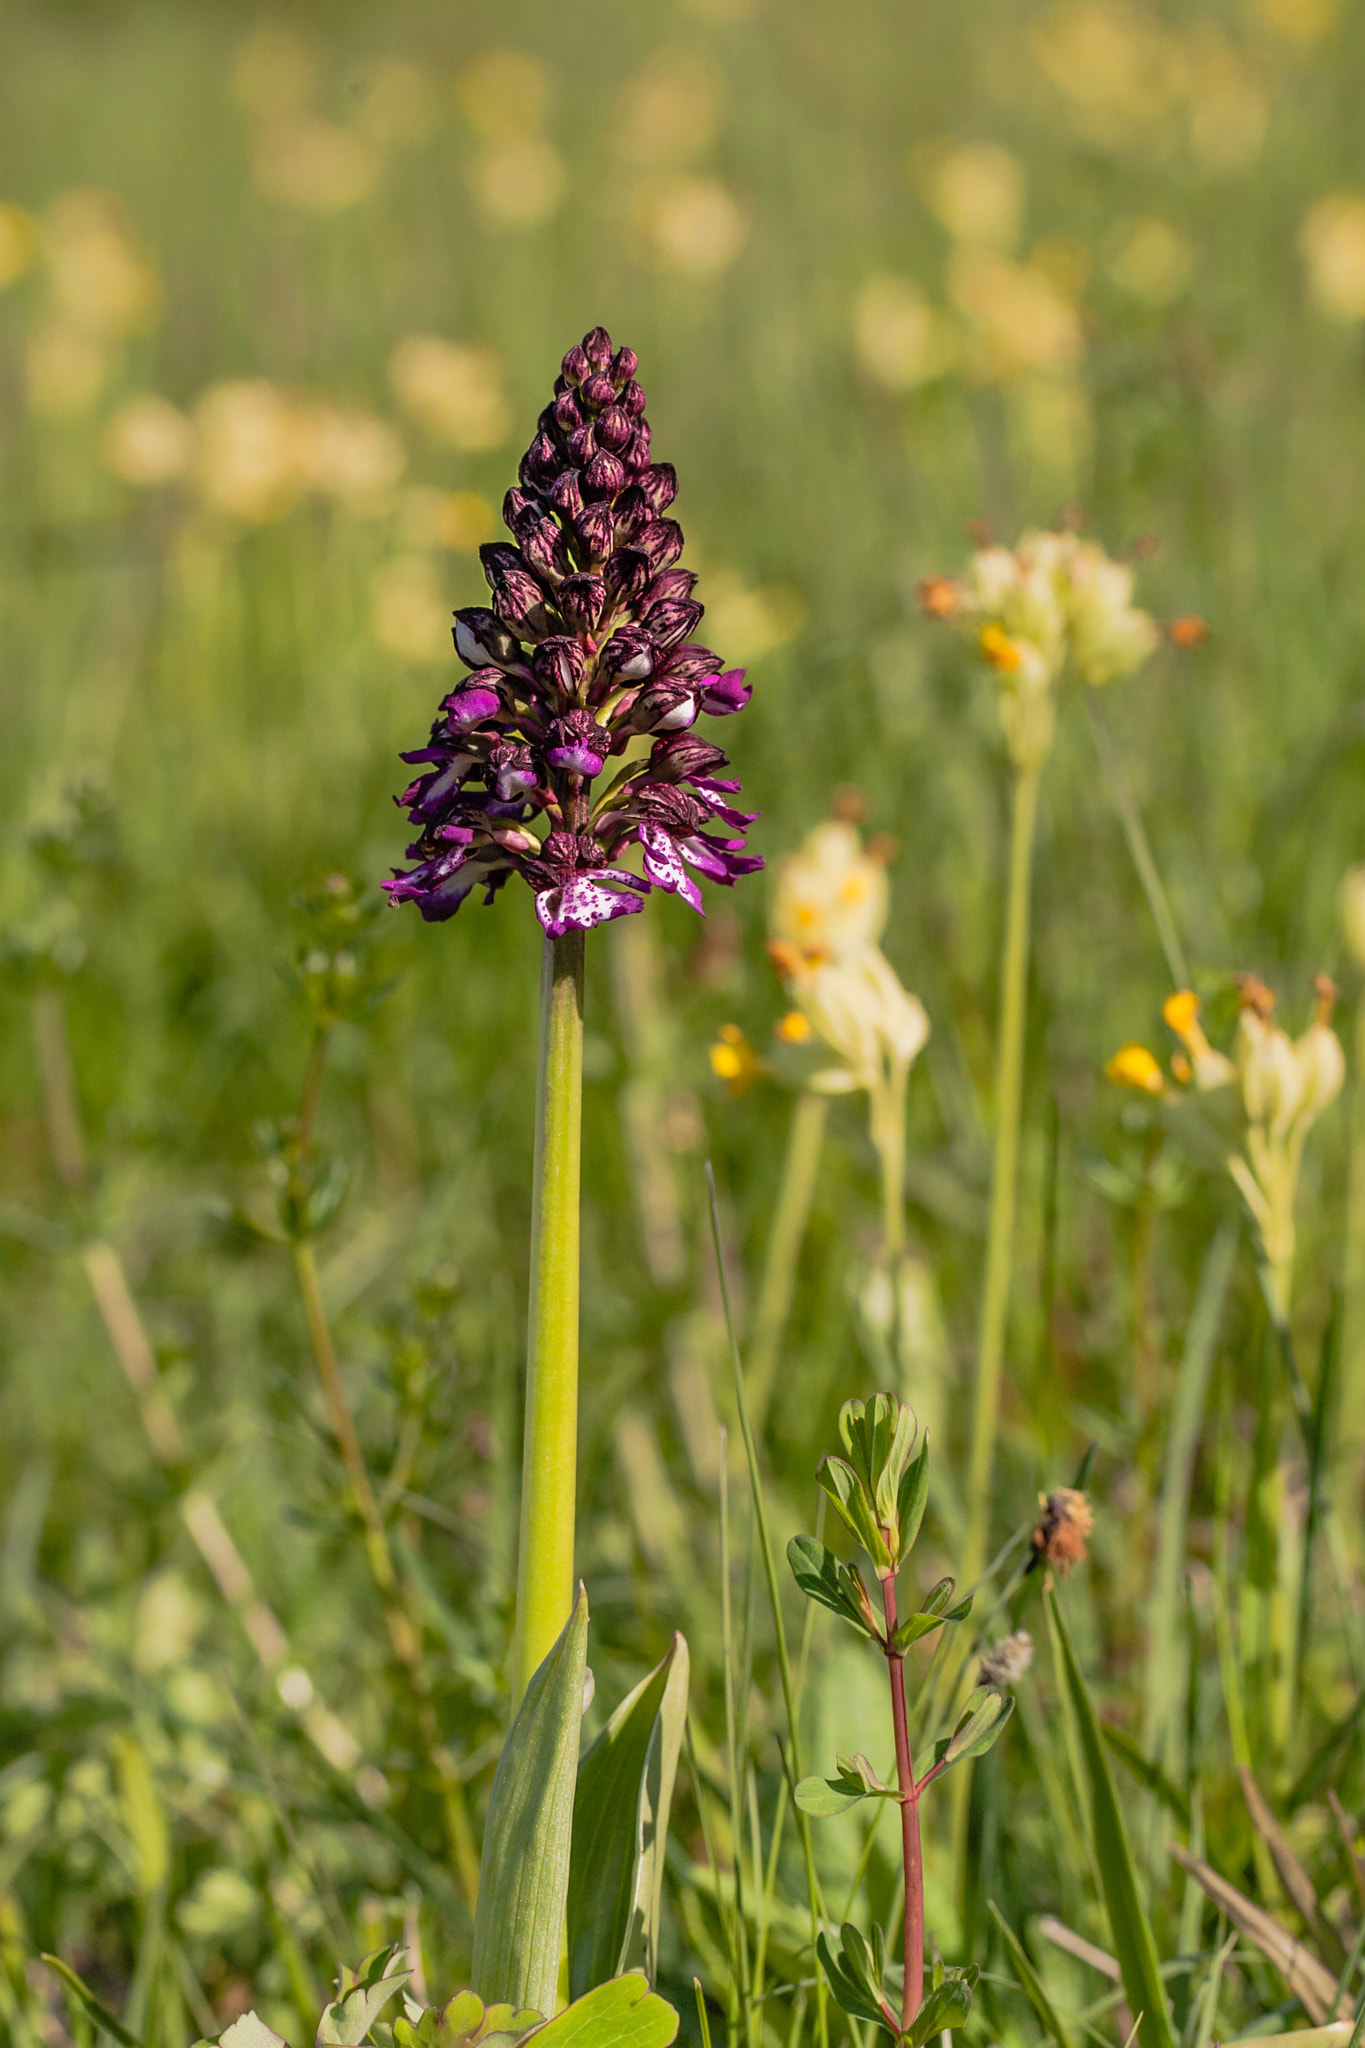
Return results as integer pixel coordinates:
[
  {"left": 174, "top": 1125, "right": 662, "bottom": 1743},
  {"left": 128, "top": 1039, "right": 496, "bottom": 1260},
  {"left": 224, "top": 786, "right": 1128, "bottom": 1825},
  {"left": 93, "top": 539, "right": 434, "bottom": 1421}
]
[{"left": 882, "top": 1572, "right": 923, "bottom": 2031}]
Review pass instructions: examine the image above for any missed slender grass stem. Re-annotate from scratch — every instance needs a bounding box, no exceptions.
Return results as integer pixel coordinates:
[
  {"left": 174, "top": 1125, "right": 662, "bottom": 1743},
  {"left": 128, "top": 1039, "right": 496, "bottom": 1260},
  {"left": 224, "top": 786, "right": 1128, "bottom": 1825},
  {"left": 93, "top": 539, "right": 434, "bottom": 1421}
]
[
  {"left": 963, "top": 762, "right": 1041, "bottom": 1592},
  {"left": 513, "top": 928, "right": 585, "bottom": 1705},
  {"left": 881, "top": 1574, "right": 923, "bottom": 2031},
  {"left": 1084, "top": 691, "right": 1190, "bottom": 992},
  {"left": 747, "top": 1091, "right": 828, "bottom": 1431},
  {"left": 705, "top": 1164, "right": 829, "bottom": 2048},
  {"left": 1341, "top": 998, "right": 1365, "bottom": 1537}
]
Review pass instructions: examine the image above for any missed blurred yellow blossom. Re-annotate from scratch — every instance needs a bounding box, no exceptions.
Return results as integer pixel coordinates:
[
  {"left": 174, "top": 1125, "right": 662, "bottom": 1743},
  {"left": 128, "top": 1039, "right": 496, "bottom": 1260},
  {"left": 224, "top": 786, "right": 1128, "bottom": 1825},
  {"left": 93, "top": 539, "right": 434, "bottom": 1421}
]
[
  {"left": 388, "top": 335, "right": 510, "bottom": 450},
  {"left": 621, "top": 55, "right": 722, "bottom": 164},
  {"left": 101, "top": 395, "right": 196, "bottom": 486},
  {"left": 1300, "top": 195, "right": 1365, "bottom": 322},
  {"left": 372, "top": 555, "right": 450, "bottom": 663},
  {"left": 349, "top": 57, "right": 436, "bottom": 148},
  {"left": 399, "top": 487, "right": 497, "bottom": 553},
  {"left": 252, "top": 121, "right": 380, "bottom": 211},
  {"left": 710, "top": 1022, "right": 762, "bottom": 1094},
  {"left": 0, "top": 203, "right": 37, "bottom": 287},
  {"left": 775, "top": 1010, "right": 813, "bottom": 1044},
  {"left": 1030, "top": 0, "right": 1187, "bottom": 139},
  {"left": 921, "top": 141, "right": 1024, "bottom": 251},
  {"left": 1186, "top": 45, "right": 1267, "bottom": 175},
  {"left": 233, "top": 25, "right": 319, "bottom": 120},
  {"left": 1162, "top": 990, "right": 1235, "bottom": 1091},
  {"left": 645, "top": 177, "right": 748, "bottom": 275},
  {"left": 771, "top": 820, "right": 889, "bottom": 961},
  {"left": 1106, "top": 1043, "right": 1166, "bottom": 1094},
  {"left": 45, "top": 190, "right": 159, "bottom": 339},
  {"left": 26, "top": 325, "right": 108, "bottom": 418},
  {"left": 854, "top": 275, "right": 958, "bottom": 391},
  {"left": 193, "top": 380, "right": 304, "bottom": 522},
  {"left": 456, "top": 50, "right": 551, "bottom": 138},
  {"left": 468, "top": 136, "right": 566, "bottom": 228},
  {"left": 948, "top": 248, "right": 1084, "bottom": 382},
  {"left": 701, "top": 570, "right": 803, "bottom": 666},
  {"left": 1259, "top": 0, "right": 1337, "bottom": 40},
  {"left": 1108, "top": 217, "right": 1193, "bottom": 303},
  {"left": 294, "top": 406, "right": 405, "bottom": 508}
]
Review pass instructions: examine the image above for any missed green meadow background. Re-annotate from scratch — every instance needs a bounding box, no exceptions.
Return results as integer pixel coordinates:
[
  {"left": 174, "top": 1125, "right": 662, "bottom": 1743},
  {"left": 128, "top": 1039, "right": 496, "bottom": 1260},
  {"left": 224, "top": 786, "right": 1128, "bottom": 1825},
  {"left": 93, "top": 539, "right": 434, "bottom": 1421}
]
[{"left": 3, "top": 0, "right": 1365, "bottom": 2039}]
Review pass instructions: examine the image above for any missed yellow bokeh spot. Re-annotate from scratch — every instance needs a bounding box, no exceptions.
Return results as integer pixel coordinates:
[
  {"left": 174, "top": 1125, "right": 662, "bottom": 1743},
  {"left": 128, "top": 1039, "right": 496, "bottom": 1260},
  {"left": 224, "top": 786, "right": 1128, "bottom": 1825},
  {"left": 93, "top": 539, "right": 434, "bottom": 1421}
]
[
  {"left": 1162, "top": 990, "right": 1200, "bottom": 1037},
  {"left": 710, "top": 1023, "right": 761, "bottom": 1092},
  {"left": 1105, "top": 1043, "right": 1164, "bottom": 1094},
  {"left": 980, "top": 623, "right": 1023, "bottom": 672},
  {"left": 775, "top": 1010, "right": 814, "bottom": 1044}
]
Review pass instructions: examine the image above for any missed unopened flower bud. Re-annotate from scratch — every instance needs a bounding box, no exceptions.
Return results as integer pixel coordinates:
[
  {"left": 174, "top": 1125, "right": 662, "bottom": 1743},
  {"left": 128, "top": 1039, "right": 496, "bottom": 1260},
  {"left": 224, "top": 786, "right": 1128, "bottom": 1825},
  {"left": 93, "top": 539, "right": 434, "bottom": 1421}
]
[
  {"left": 454, "top": 607, "right": 523, "bottom": 671},
  {"left": 556, "top": 573, "right": 606, "bottom": 633},
  {"left": 581, "top": 373, "right": 616, "bottom": 413},
  {"left": 611, "top": 345, "right": 638, "bottom": 384},
  {"left": 582, "top": 451, "right": 626, "bottom": 501}
]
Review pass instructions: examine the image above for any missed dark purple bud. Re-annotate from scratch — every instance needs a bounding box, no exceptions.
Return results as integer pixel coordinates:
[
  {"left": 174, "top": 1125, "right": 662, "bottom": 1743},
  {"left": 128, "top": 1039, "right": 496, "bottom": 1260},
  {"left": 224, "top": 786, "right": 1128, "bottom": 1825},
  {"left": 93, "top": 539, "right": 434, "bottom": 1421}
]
[
  {"left": 611, "top": 345, "right": 638, "bottom": 384},
  {"left": 620, "top": 379, "right": 647, "bottom": 419},
  {"left": 581, "top": 373, "right": 616, "bottom": 414},
  {"left": 583, "top": 327, "right": 613, "bottom": 370},
  {"left": 630, "top": 681, "right": 698, "bottom": 734},
  {"left": 583, "top": 452, "right": 626, "bottom": 502},
  {"left": 486, "top": 562, "right": 551, "bottom": 638},
  {"left": 650, "top": 733, "right": 728, "bottom": 780},
  {"left": 522, "top": 515, "right": 570, "bottom": 582},
  {"left": 548, "top": 469, "right": 584, "bottom": 518},
  {"left": 611, "top": 485, "right": 649, "bottom": 542},
  {"left": 596, "top": 406, "right": 632, "bottom": 453},
  {"left": 556, "top": 573, "right": 606, "bottom": 633},
  {"left": 519, "top": 431, "right": 560, "bottom": 488},
  {"left": 573, "top": 502, "right": 616, "bottom": 565},
  {"left": 640, "top": 463, "right": 678, "bottom": 514},
  {"left": 701, "top": 668, "right": 752, "bottom": 715},
  {"left": 454, "top": 607, "right": 524, "bottom": 671},
  {"left": 603, "top": 550, "right": 651, "bottom": 610},
  {"left": 638, "top": 521, "right": 686, "bottom": 571},
  {"left": 443, "top": 683, "right": 503, "bottom": 731},
  {"left": 487, "top": 740, "right": 539, "bottom": 803},
  {"left": 543, "top": 827, "right": 580, "bottom": 868},
  {"left": 644, "top": 596, "right": 704, "bottom": 649},
  {"left": 598, "top": 625, "right": 656, "bottom": 683},
  {"left": 553, "top": 390, "right": 582, "bottom": 433},
  {"left": 503, "top": 488, "right": 540, "bottom": 543},
  {"left": 546, "top": 708, "right": 610, "bottom": 779},
  {"left": 567, "top": 423, "right": 598, "bottom": 465},
  {"left": 561, "top": 344, "right": 591, "bottom": 385},
  {"left": 660, "top": 641, "right": 722, "bottom": 682},
  {"left": 644, "top": 567, "right": 698, "bottom": 610},
  {"left": 533, "top": 635, "right": 587, "bottom": 700},
  {"left": 636, "top": 783, "right": 710, "bottom": 833},
  {"left": 624, "top": 427, "right": 652, "bottom": 473}
]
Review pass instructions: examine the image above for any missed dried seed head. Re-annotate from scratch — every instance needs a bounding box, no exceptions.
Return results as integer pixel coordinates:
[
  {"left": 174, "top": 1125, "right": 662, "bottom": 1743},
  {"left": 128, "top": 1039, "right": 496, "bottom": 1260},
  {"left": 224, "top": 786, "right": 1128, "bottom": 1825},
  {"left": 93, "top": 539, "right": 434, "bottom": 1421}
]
[
  {"left": 977, "top": 1629, "right": 1034, "bottom": 1688},
  {"left": 1030, "top": 1488, "right": 1094, "bottom": 1574}
]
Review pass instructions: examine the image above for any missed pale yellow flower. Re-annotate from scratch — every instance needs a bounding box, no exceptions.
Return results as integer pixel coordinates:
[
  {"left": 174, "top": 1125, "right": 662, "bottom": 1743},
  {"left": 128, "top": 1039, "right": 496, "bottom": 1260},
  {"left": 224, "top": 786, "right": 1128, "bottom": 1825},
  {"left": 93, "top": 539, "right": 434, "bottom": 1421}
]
[
  {"left": 388, "top": 335, "right": 510, "bottom": 450},
  {"left": 456, "top": 50, "right": 551, "bottom": 139},
  {"left": 620, "top": 55, "right": 722, "bottom": 165},
  {"left": 921, "top": 142, "right": 1024, "bottom": 252},
  {"left": 348, "top": 57, "right": 436, "bottom": 148},
  {"left": 294, "top": 405, "right": 405, "bottom": 508},
  {"left": 26, "top": 324, "right": 108, "bottom": 417},
  {"left": 1108, "top": 217, "right": 1193, "bottom": 304},
  {"left": 193, "top": 380, "right": 305, "bottom": 522},
  {"left": 949, "top": 248, "right": 1084, "bottom": 383},
  {"left": 468, "top": 136, "right": 566, "bottom": 228},
  {"left": 771, "top": 821, "right": 889, "bottom": 962},
  {"left": 794, "top": 947, "right": 930, "bottom": 1099},
  {"left": 233, "top": 25, "right": 319, "bottom": 120},
  {"left": 44, "top": 190, "right": 160, "bottom": 340},
  {"left": 252, "top": 121, "right": 380, "bottom": 211},
  {"left": 101, "top": 395, "right": 196, "bottom": 486}
]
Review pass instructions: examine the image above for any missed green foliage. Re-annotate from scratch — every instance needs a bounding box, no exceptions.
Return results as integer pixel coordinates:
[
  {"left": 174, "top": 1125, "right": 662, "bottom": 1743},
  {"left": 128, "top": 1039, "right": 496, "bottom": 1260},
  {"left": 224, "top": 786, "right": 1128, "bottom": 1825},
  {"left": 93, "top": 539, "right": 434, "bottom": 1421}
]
[
  {"left": 567, "top": 1633, "right": 689, "bottom": 1997},
  {"left": 470, "top": 1591, "right": 589, "bottom": 2015},
  {"left": 317, "top": 1947, "right": 413, "bottom": 2046}
]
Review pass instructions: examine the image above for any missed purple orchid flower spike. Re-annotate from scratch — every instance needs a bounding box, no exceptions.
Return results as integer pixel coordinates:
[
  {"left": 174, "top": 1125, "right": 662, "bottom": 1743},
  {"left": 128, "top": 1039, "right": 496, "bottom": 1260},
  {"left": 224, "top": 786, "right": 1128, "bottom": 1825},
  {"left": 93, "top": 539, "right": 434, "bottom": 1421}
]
[{"left": 384, "top": 326, "right": 763, "bottom": 935}]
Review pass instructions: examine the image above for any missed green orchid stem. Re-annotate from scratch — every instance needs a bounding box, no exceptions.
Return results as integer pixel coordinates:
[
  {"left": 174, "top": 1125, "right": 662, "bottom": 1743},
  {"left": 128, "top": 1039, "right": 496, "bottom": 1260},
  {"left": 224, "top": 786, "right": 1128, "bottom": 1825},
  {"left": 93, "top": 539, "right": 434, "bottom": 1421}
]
[
  {"left": 747, "top": 1090, "right": 827, "bottom": 1430},
  {"left": 882, "top": 1573, "right": 923, "bottom": 2032},
  {"left": 963, "top": 761, "right": 1041, "bottom": 1593},
  {"left": 513, "top": 928, "right": 585, "bottom": 1708}
]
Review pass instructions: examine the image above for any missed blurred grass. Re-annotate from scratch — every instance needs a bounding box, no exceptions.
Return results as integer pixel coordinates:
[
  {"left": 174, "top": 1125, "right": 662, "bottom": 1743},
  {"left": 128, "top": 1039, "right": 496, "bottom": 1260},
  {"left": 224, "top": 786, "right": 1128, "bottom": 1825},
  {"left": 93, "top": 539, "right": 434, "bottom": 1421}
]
[{"left": 4, "top": 0, "right": 1365, "bottom": 2038}]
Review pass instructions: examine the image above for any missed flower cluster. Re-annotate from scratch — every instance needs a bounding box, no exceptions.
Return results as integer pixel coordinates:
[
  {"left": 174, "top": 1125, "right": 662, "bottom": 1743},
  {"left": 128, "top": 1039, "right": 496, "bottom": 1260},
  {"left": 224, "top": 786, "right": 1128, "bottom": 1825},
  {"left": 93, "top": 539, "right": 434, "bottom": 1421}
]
[
  {"left": 920, "top": 528, "right": 1160, "bottom": 770},
  {"left": 1108, "top": 979, "right": 1344, "bottom": 1320},
  {"left": 767, "top": 820, "right": 928, "bottom": 1098},
  {"left": 385, "top": 326, "right": 761, "bottom": 937}
]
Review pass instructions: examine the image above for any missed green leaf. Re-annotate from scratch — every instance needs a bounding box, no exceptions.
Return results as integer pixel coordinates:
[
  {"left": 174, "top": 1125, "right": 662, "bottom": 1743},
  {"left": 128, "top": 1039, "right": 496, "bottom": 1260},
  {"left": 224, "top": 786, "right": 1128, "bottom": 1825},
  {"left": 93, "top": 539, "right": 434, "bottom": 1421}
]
[
  {"left": 1048, "top": 1589, "right": 1178, "bottom": 2048},
  {"left": 786, "top": 1534, "right": 878, "bottom": 1637},
  {"left": 318, "top": 1949, "right": 412, "bottom": 2046},
  {"left": 1099, "top": 1722, "right": 1191, "bottom": 1829},
  {"left": 904, "top": 1967, "right": 977, "bottom": 2048},
  {"left": 568, "top": 1632, "right": 689, "bottom": 1997},
  {"left": 891, "top": 1612, "right": 948, "bottom": 1651},
  {"left": 222, "top": 2020, "right": 291, "bottom": 2048},
  {"left": 873, "top": 1399, "right": 918, "bottom": 1531},
  {"left": 795, "top": 1751, "right": 900, "bottom": 1817},
  {"left": 817, "top": 1925, "right": 896, "bottom": 2033},
  {"left": 816, "top": 1456, "right": 891, "bottom": 1573},
  {"left": 988, "top": 1903, "right": 1077, "bottom": 2048},
  {"left": 916, "top": 1688, "right": 1014, "bottom": 1782},
  {"left": 531, "top": 1973, "right": 678, "bottom": 2048},
  {"left": 471, "top": 1587, "right": 590, "bottom": 2014},
  {"left": 392, "top": 1992, "right": 543, "bottom": 2048},
  {"left": 41, "top": 1955, "right": 143, "bottom": 2048},
  {"left": 895, "top": 1440, "right": 930, "bottom": 1563}
]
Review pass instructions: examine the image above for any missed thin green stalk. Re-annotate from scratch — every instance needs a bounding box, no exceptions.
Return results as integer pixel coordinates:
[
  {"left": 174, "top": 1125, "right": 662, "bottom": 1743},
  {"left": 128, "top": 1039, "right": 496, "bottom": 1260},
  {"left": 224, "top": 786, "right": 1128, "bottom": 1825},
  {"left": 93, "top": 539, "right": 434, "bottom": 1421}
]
[
  {"left": 871, "top": 1064, "right": 909, "bottom": 1263},
  {"left": 1340, "top": 998, "right": 1365, "bottom": 1542},
  {"left": 719, "top": 1432, "right": 755, "bottom": 2040},
  {"left": 705, "top": 1164, "right": 829, "bottom": 2048},
  {"left": 747, "top": 1091, "right": 828, "bottom": 1430},
  {"left": 514, "top": 928, "right": 585, "bottom": 1706},
  {"left": 1085, "top": 691, "right": 1190, "bottom": 992},
  {"left": 963, "top": 762, "right": 1041, "bottom": 1592}
]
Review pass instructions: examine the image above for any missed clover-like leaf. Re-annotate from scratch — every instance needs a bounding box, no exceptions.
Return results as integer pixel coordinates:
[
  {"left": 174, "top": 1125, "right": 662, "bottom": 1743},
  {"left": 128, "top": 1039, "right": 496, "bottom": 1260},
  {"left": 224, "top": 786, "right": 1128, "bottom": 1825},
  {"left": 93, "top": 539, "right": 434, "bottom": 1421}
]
[{"left": 318, "top": 1947, "right": 411, "bottom": 2047}]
